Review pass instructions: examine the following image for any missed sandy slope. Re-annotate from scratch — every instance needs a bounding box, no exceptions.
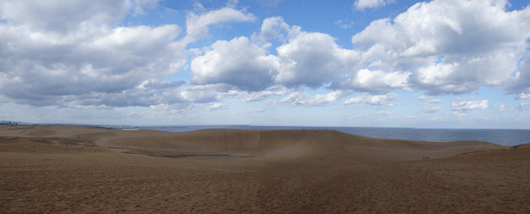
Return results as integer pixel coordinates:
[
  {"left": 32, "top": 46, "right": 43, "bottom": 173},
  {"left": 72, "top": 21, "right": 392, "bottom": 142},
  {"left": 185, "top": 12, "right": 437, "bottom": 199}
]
[{"left": 1, "top": 125, "right": 529, "bottom": 213}]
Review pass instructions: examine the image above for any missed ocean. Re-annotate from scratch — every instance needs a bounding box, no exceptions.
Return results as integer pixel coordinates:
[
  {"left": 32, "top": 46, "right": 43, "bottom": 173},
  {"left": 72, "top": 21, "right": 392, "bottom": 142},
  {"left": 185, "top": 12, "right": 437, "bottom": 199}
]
[{"left": 106, "top": 125, "right": 530, "bottom": 147}]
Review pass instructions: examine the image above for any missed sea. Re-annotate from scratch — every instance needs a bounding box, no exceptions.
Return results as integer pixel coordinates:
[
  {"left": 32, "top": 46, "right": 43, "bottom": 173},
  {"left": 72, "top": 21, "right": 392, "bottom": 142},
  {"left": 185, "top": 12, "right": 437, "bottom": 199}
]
[{"left": 103, "top": 125, "right": 530, "bottom": 147}]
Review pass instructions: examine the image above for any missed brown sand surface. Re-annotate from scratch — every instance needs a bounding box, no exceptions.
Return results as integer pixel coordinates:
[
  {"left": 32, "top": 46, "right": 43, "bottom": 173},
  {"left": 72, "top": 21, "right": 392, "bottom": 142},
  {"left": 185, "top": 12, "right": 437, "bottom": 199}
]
[{"left": 1, "top": 125, "right": 529, "bottom": 213}]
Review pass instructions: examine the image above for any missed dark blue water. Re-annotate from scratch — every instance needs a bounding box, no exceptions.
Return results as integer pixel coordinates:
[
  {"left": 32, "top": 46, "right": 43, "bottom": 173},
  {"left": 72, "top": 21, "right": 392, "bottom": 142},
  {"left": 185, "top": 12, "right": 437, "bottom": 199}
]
[{"left": 107, "top": 125, "right": 530, "bottom": 147}]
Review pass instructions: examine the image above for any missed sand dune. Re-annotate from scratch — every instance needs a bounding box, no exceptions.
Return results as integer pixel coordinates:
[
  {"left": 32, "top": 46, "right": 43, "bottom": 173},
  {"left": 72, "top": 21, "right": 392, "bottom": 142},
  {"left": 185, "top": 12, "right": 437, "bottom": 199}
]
[
  {"left": 104, "top": 129, "right": 506, "bottom": 161},
  {"left": 1, "top": 125, "right": 529, "bottom": 213},
  {"left": 2, "top": 125, "right": 506, "bottom": 161}
]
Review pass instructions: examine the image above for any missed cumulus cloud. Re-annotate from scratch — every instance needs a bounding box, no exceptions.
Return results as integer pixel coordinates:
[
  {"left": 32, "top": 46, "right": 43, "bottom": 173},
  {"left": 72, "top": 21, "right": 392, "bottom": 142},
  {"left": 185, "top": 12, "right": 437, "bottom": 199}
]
[
  {"left": 273, "top": 31, "right": 358, "bottom": 89},
  {"left": 420, "top": 104, "right": 442, "bottom": 113},
  {"left": 217, "top": 85, "right": 289, "bottom": 102},
  {"left": 333, "top": 69, "right": 410, "bottom": 94},
  {"left": 182, "top": 7, "right": 256, "bottom": 44},
  {"left": 301, "top": 90, "right": 352, "bottom": 107},
  {"left": 0, "top": 0, "right": 153, "bottom": 33},
  {"left": 0, "top": 1, "right": 190, "bottom": 107},
  {"left": 0, "top": 2, "right": 265, "bottom": 110},
  {"left": 254, "top": 107, "right": 266, "bottom": 113},
  {"left": 149, "top": 103, "right": 194, "bottom": 115},
  {"left": 3, "top": 0, "right": 530, "bottom": 121},
  {"left": 190, "top": 36, "right": 278, "bottom": 91},
  {"left": 451, "top": 100, "right": 489, "bottom": 111},
  {"left": 516, "top": 102, "right": 530, "bottom": 111},
  {"left": 251, "top": 16, "right": 292, "bottom": 44},
  {"left": 376, "top": 110, "right": 392, "bottom": 116},
  {"left": 493, "top": 104, "right": 507, "bottom": 112},
  {"left": 266, "top": 90, "right": 351, "bottom": 107},
  {"left": 191, "top": 1, "right": 528, "bottom": 97},
  {"left": 516, "top": 92, "right": 530, "bottom": 99},
  {"left": 203, "top": 102, "right": 229, "bottom": 111},
  {"left": 334, "top": 19, "right": 353, "bottom": 29},
  {"left": 343, "top": 93, "right": 399, "bottom": 106},
  {"left": 453, "top": 111, "right": 467, "bottom": 117},
  {"left": 193, "top": 17, "right": 359, "bottom": 90},
  {"left": 455, "top": 96, "right": 476, "bottom": 101},
  {"left": 427, "top": 99, "right": 443, "bottom": 104},
  {"left": 417, "top": 95, "right": 429, "bottom": 100},
  {"left": 277, "top": 91, "right": 308, "bottom": 106},
  {"left": 353, "top": 0, "right": 395, "bottom": 11},
  {"left": 347, "top": 0, "right": 530, "bottom": 95}
]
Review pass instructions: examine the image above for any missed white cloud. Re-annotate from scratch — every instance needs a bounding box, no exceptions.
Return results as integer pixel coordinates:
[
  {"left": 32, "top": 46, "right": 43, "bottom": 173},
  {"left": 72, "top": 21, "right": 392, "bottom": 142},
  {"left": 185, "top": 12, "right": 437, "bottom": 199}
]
[
  {"left": 131, "top": 0, "right": 160, "bottom": 17},
  {"left": 338, "top": 69, "right": 411, "bottom": 94},
  {"left": 266, "top": 91, "right": 308, "bottom": 106},
  {"left": 516, "top": 92, "right": 530, "bottom": 99},
  {"left": 353, "top": 0, "right": 395, "bottom": 11},
  {"left": 493, "top": 104, "right": 507, "bottom": 112},
  {"left": 190, "top": 36, "right": 277, "bottom": 91},
  {"left": 273, "top": 31, "right": 358, "bottom": 89},
  {"left": 192, "top": 1, "right": 205, "bottom": 10},
  {"left": 217, "top": 85, "right": 289, "bottom": 102},
  {"left": 0, "top": 1, "right": 188, "bottom": 107},
  {"left": 344, "top": 93, "right": 399, "bottom": 106},
  {"left": 3, "top": 0, "right": 530, "bottom": 123},
  {"left": 417, "top": 95, "right": 429, "bottom": 100},
  {"left": 453, "top": 111, "right": 466, "bottom": 117},
  {"left": 334, "top": 19, "right": 353, "bottom": 29},
  {"left": 455, "top": 96, "right": 476, "bottom": 101},
  {"left": 277, "top": 91, "right": 308, "bottom": 106},
  {"left": 203, "top": 102, "right": 229, "bottom": 111},
  {"left": 267, "top": 90, "right": 351, "bottom": 107},
  {"left": 302, "top": 90, "right": 352, "bottom": 107},
  {"left": 197, "top": 17, "right": 360, "bottom": 90},
  {"left": 251, "top": 16, "right": 291, "bottom": 44},
  {"left": 182, "top": 7, "right": 256, "bottom": 44},
  {"left": 376, "top": 110, "right": 392, "bottom": 116},
  {"left": 420, "top": 104, "right": 442, "bottom": 113},
  {"left": 427, "top": 99, "right": 443, "bottom": 104},
  {"left": 451, "top": 100, "right": 489, "bottom": 111},
  {"left": 0, "top": 0, "right": 152, "bottom": 33},
  {"left": 149, "top": 103, "right": 194, "bottom": 115},
  {"left": 226, "top": 0, "right": 239, "bottom": 8},
  {"left": 178, "top": 87, "right": 218, "bottom": 103},
  {"left": 349, "top": 0, "right": 530, "bottom": 95},
  {"left": 516, "top": 102, "right": 530, "bottom": 111},
  {"left": 190, "top": 2, "right": 530, "bottom": 97}
]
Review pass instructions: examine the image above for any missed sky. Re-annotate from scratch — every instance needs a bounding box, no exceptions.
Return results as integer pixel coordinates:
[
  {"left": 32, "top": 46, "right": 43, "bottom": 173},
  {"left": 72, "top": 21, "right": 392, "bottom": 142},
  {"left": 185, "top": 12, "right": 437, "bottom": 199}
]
[{"left": 0, "top": 0, "right": 529, "bottom": 128}]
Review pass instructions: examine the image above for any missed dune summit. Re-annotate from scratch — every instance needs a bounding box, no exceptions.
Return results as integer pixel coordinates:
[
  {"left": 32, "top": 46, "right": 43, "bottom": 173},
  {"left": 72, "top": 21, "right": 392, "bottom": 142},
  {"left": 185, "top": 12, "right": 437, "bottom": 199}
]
[{"left": 1, "top": 125, "right": 529, "bottom": 213}]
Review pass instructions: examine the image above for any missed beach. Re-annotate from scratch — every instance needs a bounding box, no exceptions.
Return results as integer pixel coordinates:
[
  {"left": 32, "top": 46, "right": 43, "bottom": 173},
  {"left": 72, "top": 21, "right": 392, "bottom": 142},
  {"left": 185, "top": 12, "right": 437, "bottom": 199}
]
[{"left": 1, "top": 124, "right": 529, "bottom": 213}]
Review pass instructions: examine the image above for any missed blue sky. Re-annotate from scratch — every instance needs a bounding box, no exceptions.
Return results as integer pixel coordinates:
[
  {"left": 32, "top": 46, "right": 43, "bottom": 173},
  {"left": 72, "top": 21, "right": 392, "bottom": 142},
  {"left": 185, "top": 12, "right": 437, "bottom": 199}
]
[{"left": 0, "top": 0, "right": 529, "bottom": 128}]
